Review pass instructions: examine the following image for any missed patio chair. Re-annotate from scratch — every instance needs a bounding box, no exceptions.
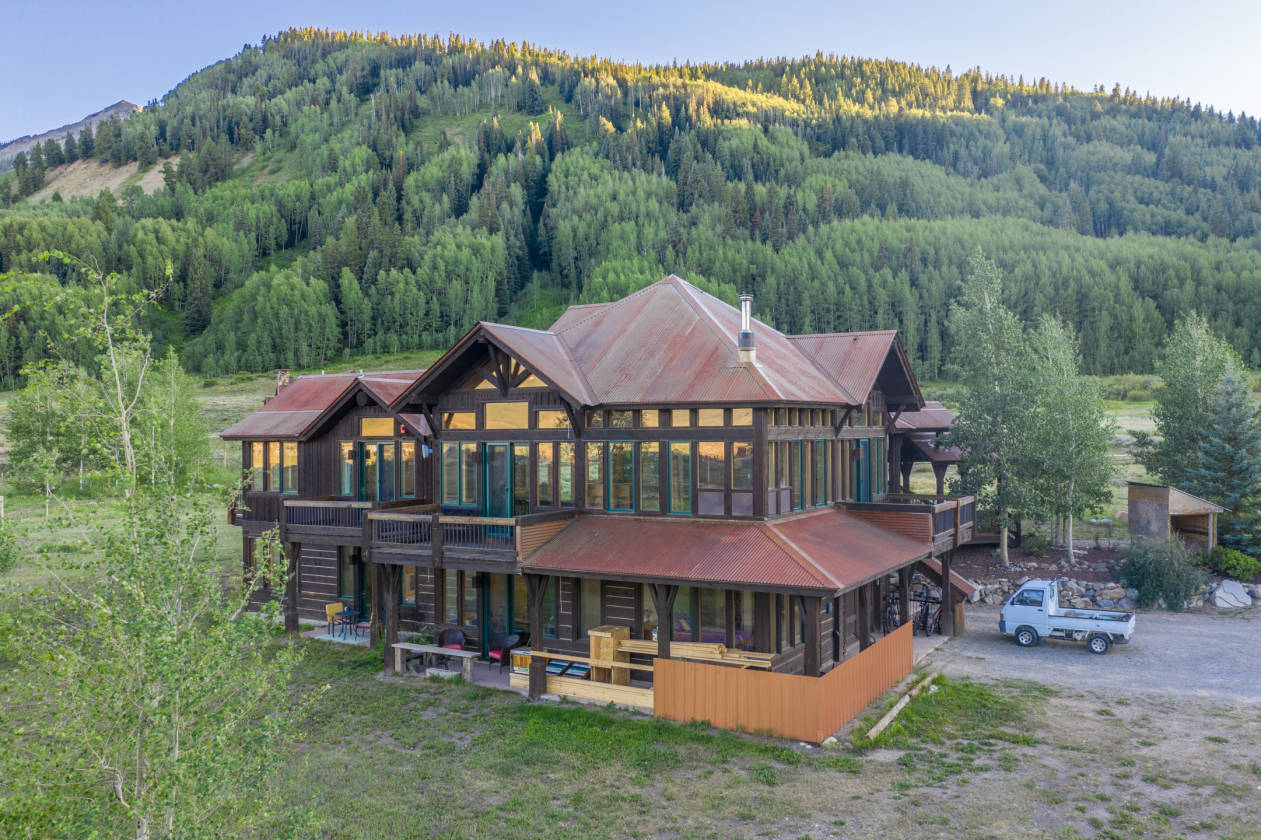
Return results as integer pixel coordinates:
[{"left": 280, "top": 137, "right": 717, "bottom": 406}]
[
  {"left": 487, "top": 633, "right": 521, "bottom": 671},
  {"left": 437, "top": 628, "right": 465, "bottom": 650},
  {"left": 324, "top": 603, "right": 344, "bottom": 637}
]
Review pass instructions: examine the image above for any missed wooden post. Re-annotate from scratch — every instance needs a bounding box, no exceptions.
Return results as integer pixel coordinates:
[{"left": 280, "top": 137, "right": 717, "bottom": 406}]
[
  {"left": 369, "top": 559, "right": 382, "bottom": 647},
  {"left": 649, "top": 583, "right": 679, "bottom": 660},
  {"left": 898, "top": 567, "right": 910, "bottom": 630},
  {"left": 900, "top": 461, "right": 913, "bottom": 494},
  {"left": 857, "top": 584, "right": 870, "bottom": 651},
  {"left": 799, "top": 596, "right": 821, "bottom": 676},
  {"left": 383, "top": 564, "right": 401, "bottom": 669},
  {"left": 283, "top": 541, "right": 300, "bottom": 635},
  {"left": 832, "top": 595, "right": 843, "bottom": 662},
  {"left": 933, "top": 463, "right": 948, "bottom": 498},
  {"left": 940, "top": 550, "right": 956, "bottom": 637},
  {"left": 525, "top": 574, "right": 548, "bottom": 699}
]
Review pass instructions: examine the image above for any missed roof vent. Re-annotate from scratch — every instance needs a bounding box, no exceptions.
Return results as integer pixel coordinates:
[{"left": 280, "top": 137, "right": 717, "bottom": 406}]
[
  {"left": 738, "top": 294, "right": 756, "bottom": 364},
  {"left": 357, "top": 369, "right": 364, "bottom": 378}
]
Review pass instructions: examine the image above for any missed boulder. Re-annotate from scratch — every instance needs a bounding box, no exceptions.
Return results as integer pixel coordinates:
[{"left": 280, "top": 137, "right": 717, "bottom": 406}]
[
  {"left": 1096, "top": 598, "right": 1115, "bottom": 608},
  {"left": 1212, "top": 580, "right": 1254, "bottom": 609},
  {"left": 1125, "top": 588, "right": 1139, "bottom": 601},
  {"left": 1117, "top": 597, "right": 1135, "bottom": 610}
]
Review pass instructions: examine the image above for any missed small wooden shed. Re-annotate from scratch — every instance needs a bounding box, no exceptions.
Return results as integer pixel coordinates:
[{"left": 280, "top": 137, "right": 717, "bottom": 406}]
[{"left": 1127, "top": 482, "right": 1226, "bottom": 552}]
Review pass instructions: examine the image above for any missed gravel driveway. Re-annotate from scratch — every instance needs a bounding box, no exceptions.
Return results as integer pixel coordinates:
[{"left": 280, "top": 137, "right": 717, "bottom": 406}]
[{"left": 924, "top": 605, "right": 1261, "bottom": 703}]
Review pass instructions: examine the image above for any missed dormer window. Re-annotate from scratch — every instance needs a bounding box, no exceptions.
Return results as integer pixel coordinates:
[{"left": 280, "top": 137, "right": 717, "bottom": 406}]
[
  {"left": 360, "top": 417, "right": 393, "bottom": 437},
  {"left": 484, "top": 401, "right": 528, "bottom": 429}
]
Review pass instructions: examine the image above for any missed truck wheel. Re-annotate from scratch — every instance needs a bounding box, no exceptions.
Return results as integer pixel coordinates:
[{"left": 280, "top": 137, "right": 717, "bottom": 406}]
[
  {"left": 1087, "top": 633, "right": 1112, "bottom": 655},
  {"left": 1014, "top": 626, "right": 1039, "bottom": 647}
]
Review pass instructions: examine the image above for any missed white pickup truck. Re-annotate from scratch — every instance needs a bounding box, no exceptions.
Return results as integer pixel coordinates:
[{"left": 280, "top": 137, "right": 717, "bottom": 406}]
[{"left": 999, "top": 579, "right": 1135, "bottom": 654}]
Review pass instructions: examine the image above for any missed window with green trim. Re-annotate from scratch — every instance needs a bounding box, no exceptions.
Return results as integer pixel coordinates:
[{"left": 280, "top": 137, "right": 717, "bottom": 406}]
[
  {"left": 668, "top": 442, "right": 691, "bottom": 514},
  {"left": 585, "top": 442, "right": 605, "bottom": 509},
  {"left": 607, "top": 442, "right": 634, "bottom": 511},
  {"left": 639, "top": 442, "right": 661, "bottom": 512}
]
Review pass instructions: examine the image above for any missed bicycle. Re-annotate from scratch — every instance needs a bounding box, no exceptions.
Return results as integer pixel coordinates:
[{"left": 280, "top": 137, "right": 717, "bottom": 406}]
[
  {"left": 881, "top": 590, "right": 902, "bottom": 635},
  {"left": 912, "top": 588, "right": 942, "bottom": 637}
]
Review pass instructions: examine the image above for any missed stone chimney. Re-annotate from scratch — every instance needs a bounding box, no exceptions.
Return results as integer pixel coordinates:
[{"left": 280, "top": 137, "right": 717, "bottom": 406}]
[
  {"left": 738, "top": 294, "right": 756, "bottom": 364},
  {"left": 275, "top": 369, "right": 291, "bottom": 395}
]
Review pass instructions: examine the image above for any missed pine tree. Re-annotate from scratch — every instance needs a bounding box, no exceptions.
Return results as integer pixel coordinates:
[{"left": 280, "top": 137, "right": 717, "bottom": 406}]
[{"left": 1183, "top": 373, "right": 1261, "bottom": 555}]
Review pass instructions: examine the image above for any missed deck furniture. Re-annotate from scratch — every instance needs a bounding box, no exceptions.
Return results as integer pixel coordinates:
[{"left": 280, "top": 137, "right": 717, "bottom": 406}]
[
  {"left": 335, "top": 610, "right": 361, "bottom": 640},
  {"left": 487, "top": 633, "right": 522, "bottom": 671},
  {"left": 323, "top": 602, "right": 343, "bottom": 637},
  {"left": 392, "top": 642, "right": 479, "bottom": 679},
  {"left": 437, "top": 628, "right": 465, "bottom": 650}
]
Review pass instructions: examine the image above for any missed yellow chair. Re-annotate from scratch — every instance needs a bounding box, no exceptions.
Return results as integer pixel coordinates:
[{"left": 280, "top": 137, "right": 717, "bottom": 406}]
[{"left": 324, "top": 602, "right": 344, "bottom": 637}]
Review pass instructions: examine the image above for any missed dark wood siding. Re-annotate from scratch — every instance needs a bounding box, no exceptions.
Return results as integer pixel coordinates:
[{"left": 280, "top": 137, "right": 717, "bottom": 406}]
[{"left": 297, "top": 544, "right": 339, "bottom": 617}]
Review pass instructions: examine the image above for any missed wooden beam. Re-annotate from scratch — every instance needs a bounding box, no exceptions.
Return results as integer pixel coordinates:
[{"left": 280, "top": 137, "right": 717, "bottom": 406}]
[
  {"left": 383, "top": 564, "right": 401, "bottom": 669},
  {"left": 898, "top": 567, "right": 911, "bottom": 633},
  {"left": 525, "top": 573, "right": 549, "bottom": 699},
  {"left": 857, "top": 583, "right": 870, "bottom": 651},
  {"left": 940, "top": 550, "right": 956, "bottom": 637},
  {"left": 834, "top": 407, "right": 855, "bottom": 435},
  {"left": 798, "top": 595, "right": 821, "bottom": 676},
  {"left": 649, "top": 583, "right": 679, "bottom": 660}
]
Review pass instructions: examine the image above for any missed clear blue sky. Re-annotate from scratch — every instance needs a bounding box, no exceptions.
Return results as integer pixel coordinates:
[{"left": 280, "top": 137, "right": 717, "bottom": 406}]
[{"left": 2, "top": 0, "right": 1258, "bottom": 143}]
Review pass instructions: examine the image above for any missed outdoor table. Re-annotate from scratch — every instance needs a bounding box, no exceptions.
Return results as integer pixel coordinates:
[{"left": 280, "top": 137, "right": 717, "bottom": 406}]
[{"left": 335, "top": 610, "right": 361, "bottom": 640}]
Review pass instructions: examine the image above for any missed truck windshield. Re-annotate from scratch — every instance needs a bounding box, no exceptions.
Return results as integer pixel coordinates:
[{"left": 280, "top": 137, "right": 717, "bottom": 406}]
[{"left": 1010, "top": 589, "right": 1044, "bottom": 607}]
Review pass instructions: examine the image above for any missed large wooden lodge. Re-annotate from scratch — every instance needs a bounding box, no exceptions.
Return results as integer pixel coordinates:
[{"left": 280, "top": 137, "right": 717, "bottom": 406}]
[{"left": 224, "top": 275, "right": 975, "bottom": 739}]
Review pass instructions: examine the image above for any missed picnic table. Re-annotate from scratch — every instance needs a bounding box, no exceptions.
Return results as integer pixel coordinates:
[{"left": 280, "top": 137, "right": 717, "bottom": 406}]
[{"left": 392, "top": 642, "right": 479, "bottom": 679}]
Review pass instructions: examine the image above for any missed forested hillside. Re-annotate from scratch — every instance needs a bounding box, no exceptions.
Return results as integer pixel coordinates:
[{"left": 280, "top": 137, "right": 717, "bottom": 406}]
[{"left": 2, "top": 27, "right": 1261, "bottom": 384}]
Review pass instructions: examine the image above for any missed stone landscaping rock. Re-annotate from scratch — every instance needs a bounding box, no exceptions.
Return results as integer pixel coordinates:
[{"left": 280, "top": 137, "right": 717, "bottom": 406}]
[
  {"left": 1125, "top": 588, "right": 1139, "bottom": 601},
  {"left": 1212, "top": 580, "right": 1254, "bottom": 609},
  {"left": 1096, "top": 598, "right": 1115, "bottom": 608},
  {"left": 1118, "top": 597, "right": 1135, "bottom": 610}
]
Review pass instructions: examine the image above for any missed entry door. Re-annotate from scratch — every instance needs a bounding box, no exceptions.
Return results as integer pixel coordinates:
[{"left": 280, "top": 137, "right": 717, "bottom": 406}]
[
  {"left": 357, "top": 443, "right": 397, "bottom": 502},
  {"left": 483, "top": 443, "right": 512, "bottom": 519},
  {"left": 482, "top": 573, "right": 510, "bottom": 655},
  {"left": 855, "top": 440, "right": 872, "bottom": 503}
]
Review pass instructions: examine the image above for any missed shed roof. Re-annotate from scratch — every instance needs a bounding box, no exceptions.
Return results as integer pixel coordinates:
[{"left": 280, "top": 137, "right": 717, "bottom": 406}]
[
  {"left": 895, "top": 400, "right": 956, "bottom": 432},
  {"left": 1127, "top": 482, "right": 1227, "bottom": 515},
  {"left": 523, "top": 508, "right": 930, "bottom": 594},
  {"left": 906, "top": 434, "right": 961, "bottom": 464}
]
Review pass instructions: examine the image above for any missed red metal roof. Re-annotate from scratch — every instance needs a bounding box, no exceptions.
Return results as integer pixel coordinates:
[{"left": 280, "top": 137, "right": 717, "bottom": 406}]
[
  {"left": 789, "top": 331, "right": 906, "bottom": 407},
  {"left": 524, "top": 509, "right": 930, "bottom": 594},
  {"left": 906, "top": 434, "right": 961, "bottom": 464},
  {"left": 221, "top": 370, "right": 425, "bottom": 440},
  {"left": 895, "top": 400, "right": 955, "bottom": 432},
  {"left": 550, "top": 275, "right": 855, "bottom": 405}
]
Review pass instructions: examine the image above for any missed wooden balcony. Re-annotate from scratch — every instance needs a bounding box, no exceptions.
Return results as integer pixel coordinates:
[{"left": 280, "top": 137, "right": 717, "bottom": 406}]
[
  {"left": 279, "top": 500, "right": 577, "bottom": 571},
  {"left": 842, "top": 494, "right": 976, "bottom": 553}
]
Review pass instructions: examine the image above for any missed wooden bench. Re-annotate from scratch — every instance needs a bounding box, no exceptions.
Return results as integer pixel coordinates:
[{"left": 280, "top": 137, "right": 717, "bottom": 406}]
[{"left": 392, "top": 642, "right": 480, "bottom": 680}]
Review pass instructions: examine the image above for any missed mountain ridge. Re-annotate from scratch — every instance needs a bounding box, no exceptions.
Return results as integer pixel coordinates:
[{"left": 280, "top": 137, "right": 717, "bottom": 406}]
[{"left": 0, "top": 100, "right": 141, "bottom": 169}]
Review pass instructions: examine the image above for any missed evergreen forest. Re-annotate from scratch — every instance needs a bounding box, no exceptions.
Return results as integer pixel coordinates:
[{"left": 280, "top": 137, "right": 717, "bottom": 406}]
[{"left": 3, "top": 27, "right": 1261, "bottom": 383}]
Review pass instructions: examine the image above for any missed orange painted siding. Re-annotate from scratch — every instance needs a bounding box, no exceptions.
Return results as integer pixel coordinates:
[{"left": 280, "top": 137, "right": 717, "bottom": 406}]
[
  {"left": 844, "top": 509, "right": 932, "bottom": 543},
  {"left": 654, "top": 622, "right": 913, "bottom": 742}
]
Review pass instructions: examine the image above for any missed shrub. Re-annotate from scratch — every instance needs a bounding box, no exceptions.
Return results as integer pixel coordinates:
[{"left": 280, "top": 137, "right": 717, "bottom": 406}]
[
  {"left": 1021, "top": 531, "right": 1053, "bottom": 556},
  {"left": 1113, "top": 538, "right": 1208, "bottom": 610},
  {"left": 1205, "top": 545, "right": 1261, "bottom": 581}
]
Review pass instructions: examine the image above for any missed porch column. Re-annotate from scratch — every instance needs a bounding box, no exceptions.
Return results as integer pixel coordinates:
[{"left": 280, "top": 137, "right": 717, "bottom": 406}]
[
  {"left": 283, "top": 541, "right": 300, "bottom": 635},
  {"left": 832, "top": 596, "right": 843, "bottom": 662},
  {"left": 382, "top": 563, "right": 401, "bottom": 669},
  {"left": 857, "top": 584, "right": 870, "bottom": 651},
  {"left": 900, "top": 460, "right": 914, "bottom": 494},
  {"left": 524, "top": 573, "right": 549, "bottom": 699},
  {"left": 898, "top": 567, "right": 911, "bottom": 631},
  {"left": 798, "top": 596, "right": 822, "bottom": 676},
  {"left": 940, "top": 550, "right": 956, "bottom": 637},
  {"left": 933, "top": 463, "right": 948, "bottom": 498},
  {"left": 888, "top": 436, "right": 903, "bottom": 495},
  {"left": 649, "top": 583, "right": 680, "bottom": 660},
  {"left": 369, "top": 556, "right": 382, "bottom": 647}
]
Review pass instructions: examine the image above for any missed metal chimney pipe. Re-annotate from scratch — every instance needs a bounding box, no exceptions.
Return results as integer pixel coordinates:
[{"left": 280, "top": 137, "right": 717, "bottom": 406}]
[{"left": 738, "top": 294, "right": 756, "bottom": 364}]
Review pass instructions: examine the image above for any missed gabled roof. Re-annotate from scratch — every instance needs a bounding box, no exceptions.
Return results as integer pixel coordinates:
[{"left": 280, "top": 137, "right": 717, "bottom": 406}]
[
  {"left": 523, "top": 508, "right": 931, "bottom": 594},
  {"left": 789, "top": 330, "right": 923, "bottom": 410},
  {"left": 221, "top": 370, "right": 424, "bottom": 440},
  {"left": 1127, "top": 482, "right": 1227, "bottom": 515}
]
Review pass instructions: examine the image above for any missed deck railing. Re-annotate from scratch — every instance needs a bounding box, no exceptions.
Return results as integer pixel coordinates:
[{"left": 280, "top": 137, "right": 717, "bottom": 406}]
[
  {"left": 283, "top": 499, "right": 372, "bottom": 529},
  {"left": 846, "top": 493, "right": 976, "bottom": 546}
]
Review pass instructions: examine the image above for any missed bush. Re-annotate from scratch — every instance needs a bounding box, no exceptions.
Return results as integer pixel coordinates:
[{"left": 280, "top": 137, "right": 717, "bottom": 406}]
[
  {"left": 1205, "top": 545, "right": 1261, "bottom": 581},
  {"left": 1113, "top": 538, "right": 1207, "bottom": 610},
  {"left": 1021, "top": 531, "right": 1053, "bottom": 556}
]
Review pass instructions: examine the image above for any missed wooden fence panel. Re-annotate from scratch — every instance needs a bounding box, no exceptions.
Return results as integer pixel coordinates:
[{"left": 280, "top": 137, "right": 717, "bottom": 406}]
[{"left": 654, "top": 622, "right": 912, "bottom": 742}]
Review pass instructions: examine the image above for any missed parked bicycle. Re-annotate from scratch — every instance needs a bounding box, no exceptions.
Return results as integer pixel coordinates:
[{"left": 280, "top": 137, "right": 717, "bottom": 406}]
[
  {"left": 881, "top": 590, "right": 902, "bottom": 635},
  {"left": 912, "top": 588, "right": 942, "bottom": 637}
]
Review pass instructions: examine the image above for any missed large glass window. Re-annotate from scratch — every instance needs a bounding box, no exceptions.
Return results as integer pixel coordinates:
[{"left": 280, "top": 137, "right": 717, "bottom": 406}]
[
  {"left": 668, "top": 442, "right": 691, "bottom": 514},
  {"left": 558, "top": 443, "right": 574, "bottom": 506},
  {"left": 401, "top": 565, "right": 416, "bottom": 606},
  {"left": 542, "top": 577, "right": 559, "bottom": 638},
  {"left": 697, "top": 441, "right": 725, "bottom": 515},
  {"left": 536, "top": 442, "right": 553, "bottom": 506},
  {"left": 339, "top": 442, "right": 355, "bottom": 496},
  {"left": 580, "top": 579, "right": 602, "bottom": 635},
  {"left": 360, "top": 417, "right": 393, "bottom": 437},
  {"left": 268, "top": 442, "right": 281, "bottom": 491},
  {"left": 512, "top": 444, "right": 530, "bottom": 515},
  {"left": 585, "top": 443, "right": 605, "bottom": 509},
  {"left": 443, "top": 411, "right": 475, "bottom": 430},
  {"left": 400, "top": 441, "right": 416, "bottom": 498},
  {"left": 732, "top": 440, "right": 753, "bottom": 516},
  {"left": 668, "top": 409, "right": 690, "bottom": 427},
  {"left": 337, "top": 548, "right": 355, "bottom": 600},
  {"left": 463, "top": 573, "right": 479, "bottom": 627},
  {"left": 250, "top": 442, "right": 264, "bottom": 490},
  {"left": 699, "top": 589, "right": 726, "bottom": 644},
  {"left": 361, "top": 444, "right": 379, "bottom": 502},
  {"left": 513, "top": 576, "right": 529, "bottom": 631},
  {"left": 461, "top": 443, "right": 478, "bottom": 506},
  {"left": 641, "top": 584, "right": 659, "bottom": 641},
  {"left": 608, "top": 442, "right": 634, "bottom": 511},
  {"left": 640, "top": 409, "right": 659, "bottom": 428},
  {"left": 639, "top": 442, "right": 661, "bottom": 512},
  {"left": 536, "top": 409, "right": 570, "bottom": 430},
  {"left": 608, "top": 410, "right": 633, "bottom": 428},
  {"left": 697, "top": 408, "right": 724, "bottom": 427},
  {"left": 733, "top": 591, "right": 756, "bottom": 650},
  {"left": 378, "top": 443, "right": 395, "bottom": 502},
  {"left": 444, "top": 571, "right": 459, "bottom": 623},
  {"left": 731, "top": 407, "right": 753, "bottom": 426},
  {"left": 485, "top": 401, "right": 528, "bottom": 429},
  {"left": 790, "top": 441, "right": 803, "bottom": 511},
  {"left": 441, "top": 443, "right": 460, "bottom": 504},
  {"left": 813, "top": 441, "right": 827, "bottom": 506}
]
